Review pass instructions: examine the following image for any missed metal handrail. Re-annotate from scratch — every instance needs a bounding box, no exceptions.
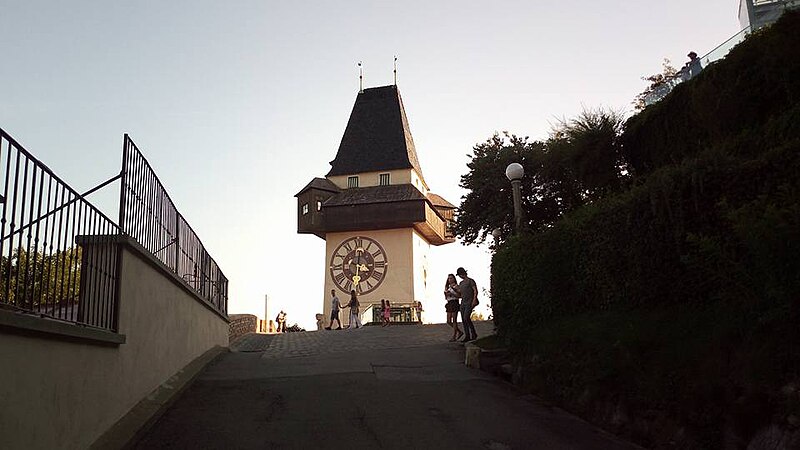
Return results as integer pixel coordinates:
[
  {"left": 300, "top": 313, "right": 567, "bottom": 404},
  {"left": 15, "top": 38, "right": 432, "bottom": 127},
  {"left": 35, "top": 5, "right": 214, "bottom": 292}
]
[
  {"left": 0, "top": 128, "right": 121, "bottom": 330},
  {"left": 643, "top": 25, "right": 752, "bottom": 107},
  {"left": 119, "top": 135, "right": 228, "bottom": 315}
]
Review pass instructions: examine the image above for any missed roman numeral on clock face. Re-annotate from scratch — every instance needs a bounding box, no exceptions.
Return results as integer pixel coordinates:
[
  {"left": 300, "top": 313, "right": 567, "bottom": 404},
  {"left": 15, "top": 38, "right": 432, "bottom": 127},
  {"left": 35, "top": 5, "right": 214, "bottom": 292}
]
[{"left": 330, "top": 236, "right": 388, "bottom": 295}]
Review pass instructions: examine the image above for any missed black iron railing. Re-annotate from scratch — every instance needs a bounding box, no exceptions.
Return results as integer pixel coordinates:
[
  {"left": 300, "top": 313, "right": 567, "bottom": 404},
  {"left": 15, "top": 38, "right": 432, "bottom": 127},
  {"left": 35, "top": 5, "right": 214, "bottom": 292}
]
[
  {"left": 0, "top": 128, "right": 121, "bottom": 330},
  {"left": 120, "top": 135, "right": 228, "bottom": 315}
]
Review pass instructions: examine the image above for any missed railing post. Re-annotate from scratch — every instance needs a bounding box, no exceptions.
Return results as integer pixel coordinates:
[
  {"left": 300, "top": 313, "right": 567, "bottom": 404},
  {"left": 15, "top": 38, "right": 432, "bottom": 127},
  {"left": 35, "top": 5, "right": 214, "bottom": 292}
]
[
  {"left": 114, "top": 134, "right": 129, "bottom": 332},
  {"left": 118, "top": 134, "right": 128, "bottom": 235},
  {"left": 174, "top": 213, "right": 180, "bottom": 274}
]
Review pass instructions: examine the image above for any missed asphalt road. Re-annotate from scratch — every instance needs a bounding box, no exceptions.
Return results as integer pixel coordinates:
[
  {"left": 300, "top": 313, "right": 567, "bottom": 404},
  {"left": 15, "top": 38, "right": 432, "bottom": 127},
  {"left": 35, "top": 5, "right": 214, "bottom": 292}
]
[{"left": 135, "top": 323, "right": 639, "bottom": 449}]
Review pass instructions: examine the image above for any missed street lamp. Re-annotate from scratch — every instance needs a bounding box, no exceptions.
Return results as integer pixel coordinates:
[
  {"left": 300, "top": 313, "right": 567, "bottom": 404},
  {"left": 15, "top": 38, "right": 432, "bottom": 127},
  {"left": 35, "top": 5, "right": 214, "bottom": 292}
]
[
  {"left": 505, "top": 163, "right": 524, "bottom": 232},
  {"left": 491, "top": 227, "right": 502, "bottom": 248}
]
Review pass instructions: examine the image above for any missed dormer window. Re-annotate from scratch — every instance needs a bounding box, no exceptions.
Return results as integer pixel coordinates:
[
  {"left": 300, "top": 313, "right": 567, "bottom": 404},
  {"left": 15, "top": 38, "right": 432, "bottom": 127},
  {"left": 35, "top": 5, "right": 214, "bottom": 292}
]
[
  {"left": 347, "top": 176, "right": 359, "bottom": 188},
  {"left": 379, "top": 173, "right": 390, "bottom": 186}
]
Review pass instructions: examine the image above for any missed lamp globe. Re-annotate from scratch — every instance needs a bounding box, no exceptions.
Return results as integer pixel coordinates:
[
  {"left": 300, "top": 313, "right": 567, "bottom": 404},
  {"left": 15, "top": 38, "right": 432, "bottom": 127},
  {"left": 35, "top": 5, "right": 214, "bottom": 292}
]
[{"left": 505, "top": 163, "right": 524, "bottom": 181}]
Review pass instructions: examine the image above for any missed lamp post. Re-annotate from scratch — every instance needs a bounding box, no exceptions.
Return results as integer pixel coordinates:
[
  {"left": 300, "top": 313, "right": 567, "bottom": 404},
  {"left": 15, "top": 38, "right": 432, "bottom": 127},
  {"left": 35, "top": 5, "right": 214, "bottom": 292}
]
[
  {"left": 491, "top": 227, "right": 502, "bottom": 248},
  {"left": 505, "top": 163, "right": 524, "bottom": 232}
]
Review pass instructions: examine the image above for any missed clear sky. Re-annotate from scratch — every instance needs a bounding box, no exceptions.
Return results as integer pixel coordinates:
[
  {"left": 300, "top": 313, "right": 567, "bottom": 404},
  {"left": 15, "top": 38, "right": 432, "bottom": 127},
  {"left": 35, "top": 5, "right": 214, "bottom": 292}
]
[{"left": 0, "top": 1, "right": 740, "bottom": 329}]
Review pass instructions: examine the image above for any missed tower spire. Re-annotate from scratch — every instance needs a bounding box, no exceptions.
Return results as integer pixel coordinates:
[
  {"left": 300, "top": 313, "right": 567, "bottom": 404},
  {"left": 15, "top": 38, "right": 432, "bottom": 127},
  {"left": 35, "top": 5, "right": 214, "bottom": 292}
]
[
  {"left": 393, "top": 56, "right": 398, "bottom": 86},
  {"left": 358, "top": 61, "right": 363, "bottom": 93}
]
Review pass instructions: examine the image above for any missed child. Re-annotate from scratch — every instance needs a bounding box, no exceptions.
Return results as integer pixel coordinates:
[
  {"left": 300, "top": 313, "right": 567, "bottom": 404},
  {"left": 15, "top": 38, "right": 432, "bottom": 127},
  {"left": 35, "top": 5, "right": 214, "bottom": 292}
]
[{"left": 383, "top": 300, "right": 391, "bottom": 326}]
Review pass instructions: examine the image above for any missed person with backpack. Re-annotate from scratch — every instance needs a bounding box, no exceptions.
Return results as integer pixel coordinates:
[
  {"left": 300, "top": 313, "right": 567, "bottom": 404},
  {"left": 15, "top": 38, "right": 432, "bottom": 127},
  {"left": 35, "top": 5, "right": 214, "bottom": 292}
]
[{"left": 456, "top": 267, "right": 479, "bottom": 342}]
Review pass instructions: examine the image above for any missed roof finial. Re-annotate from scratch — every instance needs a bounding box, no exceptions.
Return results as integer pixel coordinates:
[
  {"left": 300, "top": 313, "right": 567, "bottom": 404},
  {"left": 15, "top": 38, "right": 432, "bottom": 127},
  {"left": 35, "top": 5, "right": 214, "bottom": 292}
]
[
  {"left": 393, "top": 56, "right": 398, "bottom": 86},
  {"left": 358, "top": 61, "right": 363, "bottom": 93}
]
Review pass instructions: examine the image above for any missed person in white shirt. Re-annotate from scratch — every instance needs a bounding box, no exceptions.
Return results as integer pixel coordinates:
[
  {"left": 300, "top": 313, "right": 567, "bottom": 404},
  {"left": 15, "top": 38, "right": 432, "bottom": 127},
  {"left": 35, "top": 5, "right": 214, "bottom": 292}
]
[{"left": 326, "top": 289, "right": 342, "bottom": 330}]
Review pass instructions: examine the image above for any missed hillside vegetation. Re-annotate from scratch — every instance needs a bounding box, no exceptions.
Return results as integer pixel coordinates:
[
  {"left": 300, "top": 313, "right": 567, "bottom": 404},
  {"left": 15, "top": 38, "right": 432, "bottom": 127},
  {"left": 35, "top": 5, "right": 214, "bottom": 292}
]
[{"left": 490, "top": 12, "right": 800, "bottom": 448}]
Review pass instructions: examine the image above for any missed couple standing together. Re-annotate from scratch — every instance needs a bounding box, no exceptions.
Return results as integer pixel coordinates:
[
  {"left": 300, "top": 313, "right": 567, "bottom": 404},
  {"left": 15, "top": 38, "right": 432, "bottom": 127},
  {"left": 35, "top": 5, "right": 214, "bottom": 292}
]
[
  {"left": 326, "top": 289, "right": 362, "bottom": 330},
  {"left": 444, "top": 267, "right": 479, "bottom": 343}
]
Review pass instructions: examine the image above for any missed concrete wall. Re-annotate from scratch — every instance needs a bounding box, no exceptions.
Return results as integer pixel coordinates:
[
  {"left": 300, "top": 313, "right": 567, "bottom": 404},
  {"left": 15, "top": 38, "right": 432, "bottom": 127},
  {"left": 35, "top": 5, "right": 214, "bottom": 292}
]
[
  {"left": 323, "top": 228, "right": 415, "bottom": 327},
  {"left": 329, "top": 168, "right": 412, "bottom": 190},
  {"left": 0, "top": 238, "right": 229, "bottom": 450},
  {"left": 328, "top": 168, "right": 429, "bottom": 194},
  {"left": 412, "top": 229, "right": 431, "bottom": 320}
]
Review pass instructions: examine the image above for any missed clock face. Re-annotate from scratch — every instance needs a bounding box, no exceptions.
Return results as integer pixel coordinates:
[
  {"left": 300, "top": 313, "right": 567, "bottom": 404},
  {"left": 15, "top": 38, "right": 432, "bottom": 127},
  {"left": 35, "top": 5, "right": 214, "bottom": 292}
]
[{"left": 329, "top": 236, "right": 388, "bottom": 295}]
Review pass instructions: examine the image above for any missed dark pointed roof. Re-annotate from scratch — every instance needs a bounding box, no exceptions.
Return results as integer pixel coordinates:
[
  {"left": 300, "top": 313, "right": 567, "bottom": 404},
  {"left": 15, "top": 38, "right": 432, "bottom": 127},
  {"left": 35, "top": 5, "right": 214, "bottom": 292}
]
[
  {"left": 323, "top": 184, "right": 426, "bottom": 207},
  {"left": 326, "top": 85, "right": 426, "bottom": 184},
  {"left": 295, "top": 177, "right": 340, "bottom": 197}
]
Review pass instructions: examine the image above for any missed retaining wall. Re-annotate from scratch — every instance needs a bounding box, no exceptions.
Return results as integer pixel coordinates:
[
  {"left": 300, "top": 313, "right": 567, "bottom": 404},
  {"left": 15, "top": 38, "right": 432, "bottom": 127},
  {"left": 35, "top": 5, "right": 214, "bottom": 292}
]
[{"left": 0, "top": 236, "right": 229, "bottom": 450}]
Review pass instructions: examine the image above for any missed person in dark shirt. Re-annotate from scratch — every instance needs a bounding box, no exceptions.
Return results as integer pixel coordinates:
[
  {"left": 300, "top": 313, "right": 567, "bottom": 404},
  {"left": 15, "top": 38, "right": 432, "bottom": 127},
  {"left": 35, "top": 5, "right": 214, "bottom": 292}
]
[{"left": 456, "top": 267, "right": 479, "bottom": 342}]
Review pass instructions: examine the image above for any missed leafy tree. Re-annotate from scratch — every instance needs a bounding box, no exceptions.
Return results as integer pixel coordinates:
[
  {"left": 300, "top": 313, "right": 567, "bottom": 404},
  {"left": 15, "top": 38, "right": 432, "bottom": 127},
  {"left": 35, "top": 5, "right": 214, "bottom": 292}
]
[
  {"left": 454, "top": 109, "right": 627, "bottom": 245},
  {"left": 545, "top": 108, "right": 627, "bottom": 201},
  {"left": 453, "top": 133, "right": 547, "bottom": 245},
  {"left": 0, "top": 247, "right": 82, "bottom": 312},
  {"left": 632, "top": 58, "right": 678, "bottom": 110}
]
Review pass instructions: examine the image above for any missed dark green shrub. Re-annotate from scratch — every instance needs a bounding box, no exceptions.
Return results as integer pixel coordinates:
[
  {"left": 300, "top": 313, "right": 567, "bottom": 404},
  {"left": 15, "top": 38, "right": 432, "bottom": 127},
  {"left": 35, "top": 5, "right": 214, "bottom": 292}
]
[
  {"left": 489, "top": 12, "right": 800, "bottom": 447},
  {"left": 621, "top": 11, "right": 800, "bottom": 175}
]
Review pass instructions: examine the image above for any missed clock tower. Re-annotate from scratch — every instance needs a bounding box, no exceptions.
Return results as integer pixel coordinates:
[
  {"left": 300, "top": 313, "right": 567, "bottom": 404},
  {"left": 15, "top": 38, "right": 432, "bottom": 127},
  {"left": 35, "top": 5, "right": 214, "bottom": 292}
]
[{"left": 295, "top": 85, "right": 455, "bottom": 326}]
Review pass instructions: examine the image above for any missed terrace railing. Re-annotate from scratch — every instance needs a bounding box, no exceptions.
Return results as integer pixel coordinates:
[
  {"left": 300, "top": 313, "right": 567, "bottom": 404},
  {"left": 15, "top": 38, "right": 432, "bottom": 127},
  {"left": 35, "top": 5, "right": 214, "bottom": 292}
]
[
  {"left": 644, "top": 26, "right": 752, "bottom": 107},
  {"left": 119, "top": 135, "right": 228, "bottom": 315},
  {"left": 0, "top": 128, "right": 121, "bottom": 330}
]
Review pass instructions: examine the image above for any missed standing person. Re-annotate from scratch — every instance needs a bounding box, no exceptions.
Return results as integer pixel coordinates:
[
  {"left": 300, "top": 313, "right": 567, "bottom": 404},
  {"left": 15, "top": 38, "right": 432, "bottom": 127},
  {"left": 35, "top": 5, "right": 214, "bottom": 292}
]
[
  {"left": 342, "top": 290, "right": 362, "bottom": 329},
  {"left": 416, "top": 301, "right": 424, "bottom": 323},
  {"left": 275, "top": 311, "right": 287, "bottom": 333},
  {"left": 687, "top": 51, "right": 703, "bottom": 79},
  {"left": 456, "top": 267, "right": 479, "bottom": 342},
  {"left": 326, "top": 289, "right": 342, "bottom": 330},
  {"left": 383, "top": 300, "right": 391, "bottom": 326},
  {"left": 444, "top": 274, "right": 463, "bottom": 342}
]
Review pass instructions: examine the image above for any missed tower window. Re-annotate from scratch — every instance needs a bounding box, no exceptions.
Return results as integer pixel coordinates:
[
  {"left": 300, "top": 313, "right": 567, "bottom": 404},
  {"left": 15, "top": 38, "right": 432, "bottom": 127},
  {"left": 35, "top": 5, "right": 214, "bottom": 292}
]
[
  {"left": 347, "top": 176, "right": 359, "bottom": 188},
  {"left": 379, "top": 173, "right": 390, "bottom": 186},
  {"left": 316, "top": 200, "right": 322, "bottom": 211},
  {"left": 301, "top": 203, "right": 309, "bottom": 215}
]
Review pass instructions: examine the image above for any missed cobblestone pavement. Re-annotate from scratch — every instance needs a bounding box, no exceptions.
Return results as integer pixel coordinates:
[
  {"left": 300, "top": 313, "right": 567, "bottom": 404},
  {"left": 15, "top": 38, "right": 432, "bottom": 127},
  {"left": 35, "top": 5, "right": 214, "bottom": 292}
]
[
  {"left": 139, "top": 320, "right": 641, "bottom": 449},
  {"left": 230, "top": 332, "right": 278, "bottom": 352},
  {"left": 232, "top": 321, "right": 496, "bottom": 359}
]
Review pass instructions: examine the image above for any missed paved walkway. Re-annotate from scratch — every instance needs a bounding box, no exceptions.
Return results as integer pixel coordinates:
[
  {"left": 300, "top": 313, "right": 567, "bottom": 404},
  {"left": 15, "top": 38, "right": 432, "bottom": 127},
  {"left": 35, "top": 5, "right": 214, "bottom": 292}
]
[{"left": 136, "top": 322, "right": 639, "bottom": 449}]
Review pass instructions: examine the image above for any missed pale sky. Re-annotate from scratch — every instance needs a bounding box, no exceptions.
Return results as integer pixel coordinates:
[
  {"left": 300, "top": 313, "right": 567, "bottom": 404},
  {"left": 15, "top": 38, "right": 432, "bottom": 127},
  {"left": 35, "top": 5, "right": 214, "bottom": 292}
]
[{"left": 0, "top": 1, "right": 740, "bottom": 329}]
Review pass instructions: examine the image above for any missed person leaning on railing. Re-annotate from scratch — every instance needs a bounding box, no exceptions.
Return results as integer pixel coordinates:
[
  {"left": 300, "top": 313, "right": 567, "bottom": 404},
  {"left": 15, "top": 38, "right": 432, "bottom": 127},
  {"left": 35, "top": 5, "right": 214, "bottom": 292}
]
[{"left": 679, "top": 51, "right": 703, "bottom": 81}]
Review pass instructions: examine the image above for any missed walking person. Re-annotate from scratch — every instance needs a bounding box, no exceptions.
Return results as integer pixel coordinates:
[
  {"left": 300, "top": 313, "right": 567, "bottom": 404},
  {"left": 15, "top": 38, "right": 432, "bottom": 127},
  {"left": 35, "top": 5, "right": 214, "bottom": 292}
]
[
  {"left": 456, "top": 267, "right": 479, "bottom": 342},
  {"left": 342, "top": 290, "right": 362, "bottom": 329},
  {"left": 444, "top": 274, "right": 463, "bottom": 341},
  {"left": 383, "top": 300, "right": 391, "bottom": 326},
  {"left": 326, "top": 289, "right": 342, "bottom": 330}
]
